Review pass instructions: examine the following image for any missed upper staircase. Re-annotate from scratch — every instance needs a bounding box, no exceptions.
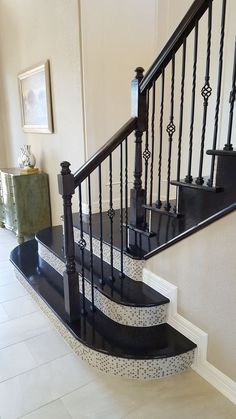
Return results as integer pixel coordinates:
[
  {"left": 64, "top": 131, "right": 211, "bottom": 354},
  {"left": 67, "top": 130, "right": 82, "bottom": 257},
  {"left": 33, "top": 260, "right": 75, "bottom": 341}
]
[{"left": 10, "top": 0, "right": 236, "bottom": 379}]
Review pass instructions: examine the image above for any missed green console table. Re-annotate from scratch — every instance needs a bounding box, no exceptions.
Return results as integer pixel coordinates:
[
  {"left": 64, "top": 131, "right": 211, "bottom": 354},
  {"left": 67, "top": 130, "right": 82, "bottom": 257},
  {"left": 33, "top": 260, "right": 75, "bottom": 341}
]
[{"left": 0, "top": 168, "right": 51, "bottom": 243}]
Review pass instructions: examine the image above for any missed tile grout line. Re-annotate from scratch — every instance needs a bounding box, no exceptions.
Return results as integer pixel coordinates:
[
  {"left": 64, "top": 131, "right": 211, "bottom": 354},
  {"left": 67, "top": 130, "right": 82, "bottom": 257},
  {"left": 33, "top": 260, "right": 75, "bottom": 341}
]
[
  {"left": 0, "top": 351, "right": 78, "bottom": 386},
  {"left": 17, "top": 378, "right": 96, "bottom": 419}
]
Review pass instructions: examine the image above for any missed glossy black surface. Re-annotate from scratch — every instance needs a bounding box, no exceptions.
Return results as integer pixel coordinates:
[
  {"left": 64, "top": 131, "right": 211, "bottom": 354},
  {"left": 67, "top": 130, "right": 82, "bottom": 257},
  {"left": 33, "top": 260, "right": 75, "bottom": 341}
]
[
  {"left": 36, "top": 226, "right": 169, "bottom": 308},
  {"left": 10, "top": 240, "right": 196, "bottom": 359},
  {"left": 71, "top": 152, "right": 236, "bottom": 259}
]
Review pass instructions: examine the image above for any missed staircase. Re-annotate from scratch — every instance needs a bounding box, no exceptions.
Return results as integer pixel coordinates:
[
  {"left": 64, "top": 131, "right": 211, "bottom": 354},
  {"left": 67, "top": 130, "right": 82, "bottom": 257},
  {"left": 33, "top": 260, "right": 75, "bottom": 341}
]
[{"left": 10, "top": 0, "right": 236, "bottom": 380}]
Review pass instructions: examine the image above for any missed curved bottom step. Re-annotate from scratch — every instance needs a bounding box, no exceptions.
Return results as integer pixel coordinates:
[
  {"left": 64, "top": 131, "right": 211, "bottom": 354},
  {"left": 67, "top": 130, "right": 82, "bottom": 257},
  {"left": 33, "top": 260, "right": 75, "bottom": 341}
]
[{"left": 10, "top": 240, "right": 196, "bottom": 380}]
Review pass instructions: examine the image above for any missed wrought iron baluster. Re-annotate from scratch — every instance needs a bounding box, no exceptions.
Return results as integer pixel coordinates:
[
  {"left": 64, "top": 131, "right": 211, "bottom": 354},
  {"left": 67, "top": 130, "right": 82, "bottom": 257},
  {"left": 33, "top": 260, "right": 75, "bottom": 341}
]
[
  {"left": 208, "top": 0, "right": 227, "bottom": 186},
  {"left": 185, "top": 22, "right": 199, "bottom": 183},
  {"left": 88, "top": 175, "right": 95, "bottom": 311},
  {"left": 165, "top": 56, "right": 176, "bottom": 211},
  {"left": 120, "top": 143, "right": 124, "bottom": 279},
  {"left": 108, "top": 153, "right": 115, "bottom": 282},
  {"left": 98, "top": 164, "right": 104, "bottom": 286},
  {"left": 156, "top": 68, "right": 165, "bottom": 208},
  {"left": 196, "top": 2, "right": 213, "bottom": 185},
  {"left": 177, "top": 38, "right": 187, "bottom": 181},
  {"left": 143, "top": 90, "right": 151, "bottom": 204},
  {"left": 224, "top": 38, "right": 236, "bottom": 151},
  {"left": 78, "top": 183, "right": 86, "bottom": 315},
  {"left": 149, "top": 81, "right": 156, "bottom": 205},
  {"left": 125, "top": 137, "right": 128, "bottom": 250}
]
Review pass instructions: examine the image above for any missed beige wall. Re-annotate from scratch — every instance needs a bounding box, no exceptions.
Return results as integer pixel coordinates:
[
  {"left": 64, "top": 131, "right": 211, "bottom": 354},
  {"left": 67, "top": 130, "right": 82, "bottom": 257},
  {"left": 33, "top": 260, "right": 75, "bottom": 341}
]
[
  {"left": 145, "top": 211, "right": 236, "bottom": 381},
  {"left": 0, "top": 0, "right": 86, "bottom": 225}
]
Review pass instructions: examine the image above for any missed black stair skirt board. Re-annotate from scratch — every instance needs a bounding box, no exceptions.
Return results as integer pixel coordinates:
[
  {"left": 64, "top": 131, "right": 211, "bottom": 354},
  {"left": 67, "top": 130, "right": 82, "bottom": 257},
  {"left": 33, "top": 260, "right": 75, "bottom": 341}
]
[
  {"left": 207, "top": 149, "right": 236, "bottom": 157},
  {"left": 10, "top": 240, "right": 196, "bottom": 379},
  {"left": 36, "top": 226, "right": 169, "bottom": 308}
]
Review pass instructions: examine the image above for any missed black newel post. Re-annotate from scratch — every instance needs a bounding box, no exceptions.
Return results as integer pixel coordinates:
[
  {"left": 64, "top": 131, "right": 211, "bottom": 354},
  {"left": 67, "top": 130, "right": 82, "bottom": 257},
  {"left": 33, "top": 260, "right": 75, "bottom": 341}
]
[
  {"left": 130, "top": 67, "right": 147, "bottom": 229},
  {"left": 58, "top": 161, "right": 80, "bottom": 322}
]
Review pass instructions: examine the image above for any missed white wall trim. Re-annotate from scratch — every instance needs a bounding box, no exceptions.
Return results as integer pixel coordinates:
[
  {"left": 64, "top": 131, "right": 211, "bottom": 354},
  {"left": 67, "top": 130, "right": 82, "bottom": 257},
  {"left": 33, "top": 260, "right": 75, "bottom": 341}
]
[
  {"left": 192, "top": 361, "right": 236, "bottom": 405},
  {"left": 143, "top": 268, "right": 236, "bottom": 404}
]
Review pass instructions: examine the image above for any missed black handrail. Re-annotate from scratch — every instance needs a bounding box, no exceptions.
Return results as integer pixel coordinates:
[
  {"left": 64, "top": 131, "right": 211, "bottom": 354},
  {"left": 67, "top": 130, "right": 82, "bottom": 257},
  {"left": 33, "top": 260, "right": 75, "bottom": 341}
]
[
  {"left": 140, "top": 0, "right": 210, "bottom": 93},
  {"left": 74, "top": 117, "right": 137, "bottom": 186}
]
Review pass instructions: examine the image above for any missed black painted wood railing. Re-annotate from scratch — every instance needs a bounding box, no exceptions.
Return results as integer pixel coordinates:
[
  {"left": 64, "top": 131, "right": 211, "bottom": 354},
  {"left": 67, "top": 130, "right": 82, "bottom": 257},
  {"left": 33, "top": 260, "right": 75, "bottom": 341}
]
[{"left": 58, "top": 0, "right": 236, "bottom": 321}]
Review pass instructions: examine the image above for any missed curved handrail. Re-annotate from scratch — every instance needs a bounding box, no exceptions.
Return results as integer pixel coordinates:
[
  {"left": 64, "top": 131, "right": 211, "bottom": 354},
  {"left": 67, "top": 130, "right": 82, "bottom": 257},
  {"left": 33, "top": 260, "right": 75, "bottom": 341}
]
[
  {"left": 74, "top": 117, "right": 137, "bottom": 186},
  {"left": 140, "top": 0, "right": 211, "bottom": 93}
]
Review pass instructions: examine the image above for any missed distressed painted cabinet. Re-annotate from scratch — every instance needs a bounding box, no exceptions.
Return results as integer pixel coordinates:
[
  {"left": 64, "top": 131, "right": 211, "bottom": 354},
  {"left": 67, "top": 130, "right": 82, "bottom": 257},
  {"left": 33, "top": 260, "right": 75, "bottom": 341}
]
[{"left": 0, "top": 168, "right": 51, "bottom": 243}]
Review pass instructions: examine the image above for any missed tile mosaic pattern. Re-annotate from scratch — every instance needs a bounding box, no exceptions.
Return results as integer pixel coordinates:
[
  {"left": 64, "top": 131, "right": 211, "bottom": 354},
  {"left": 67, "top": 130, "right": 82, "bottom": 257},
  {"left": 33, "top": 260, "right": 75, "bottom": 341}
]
[
  {"left": 14, "top": 269, "right": 195, "bottom": 380},
  {"left": 38, "top": 243, "right": 168, "bottom": 327},
  {"left": 73, "top": 228, "right": 144, "bottom": 282}
]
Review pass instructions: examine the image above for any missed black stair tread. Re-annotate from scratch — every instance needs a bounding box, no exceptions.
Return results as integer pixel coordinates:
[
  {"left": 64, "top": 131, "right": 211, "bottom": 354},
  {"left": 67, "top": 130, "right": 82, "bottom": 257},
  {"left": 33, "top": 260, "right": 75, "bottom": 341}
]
[
  {"left": 143, "top": 203, "right": 181, "bottom": 218},
  {"left": 207, "top": 149, "right": 236, "bottom": 157},
  {"left": 36, "top": 226, "right": 169, "bottom": 308},
  {"left": 171, "top": 178, "right": 223, "bottom": 192},
  {"left": 10, "top": 239, "right": 196, "bottom": 360}
]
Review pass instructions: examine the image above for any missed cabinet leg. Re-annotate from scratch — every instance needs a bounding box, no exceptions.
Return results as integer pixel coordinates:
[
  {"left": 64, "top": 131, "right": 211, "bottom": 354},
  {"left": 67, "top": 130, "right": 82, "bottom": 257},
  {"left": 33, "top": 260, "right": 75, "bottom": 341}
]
[{"left": 17, "top": 235, "right": 24, "bottom": 244}]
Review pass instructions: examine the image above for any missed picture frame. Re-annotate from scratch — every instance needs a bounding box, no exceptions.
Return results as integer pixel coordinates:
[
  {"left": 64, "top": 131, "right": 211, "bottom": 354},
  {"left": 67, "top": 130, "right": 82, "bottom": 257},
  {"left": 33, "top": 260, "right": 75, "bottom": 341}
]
[{"left": 18, "top": 60, "right": 53, "bottom": 133}]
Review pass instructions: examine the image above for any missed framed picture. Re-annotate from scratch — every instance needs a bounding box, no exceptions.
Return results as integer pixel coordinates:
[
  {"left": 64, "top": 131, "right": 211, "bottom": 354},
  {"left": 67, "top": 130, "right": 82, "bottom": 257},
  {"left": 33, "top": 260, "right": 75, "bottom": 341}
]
[{"left": 18, "top": 60, "right": 53, "bottom": 133}]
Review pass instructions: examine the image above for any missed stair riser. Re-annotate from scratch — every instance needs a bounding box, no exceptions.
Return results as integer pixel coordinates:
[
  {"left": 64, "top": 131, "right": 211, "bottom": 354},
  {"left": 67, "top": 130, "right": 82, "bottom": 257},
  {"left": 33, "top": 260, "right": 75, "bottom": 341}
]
[
  {"left": 14, "top": 268, "right": 195, "bottom": 380},
  {"left": 38, "top": 242, "right": 168, "bottom": 327},
  {"left": 73, "top": 227, "right": 144, "bottom": 282}
]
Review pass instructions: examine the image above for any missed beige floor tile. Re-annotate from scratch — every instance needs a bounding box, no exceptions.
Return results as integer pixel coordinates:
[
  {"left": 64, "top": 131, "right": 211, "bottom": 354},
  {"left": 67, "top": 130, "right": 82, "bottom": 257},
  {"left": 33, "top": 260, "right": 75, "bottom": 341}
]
[
  {"left": 0, "top": 353, "right": 96, "bottom": 419},
  {"left": 20, "top": 399, "right": 72, "bottom": 419}
]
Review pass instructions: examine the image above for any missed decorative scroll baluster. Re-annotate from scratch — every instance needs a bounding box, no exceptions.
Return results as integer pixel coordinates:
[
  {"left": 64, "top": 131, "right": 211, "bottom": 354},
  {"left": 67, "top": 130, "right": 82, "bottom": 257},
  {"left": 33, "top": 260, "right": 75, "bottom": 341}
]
[
  {"left": 177, "top": 38, "right": 187, "bottom": 181},
  {"left": 185, "top": 22, "right": 199, "bottom": 183},
  {"left": 143, "top": 90, "right": 151, "bottom": 204},
  {"left": 156, "top": 69, "right": 165, "bottom": 208},
  {"left": 196, "top": 2, "right": 213, "bottom": 185},
  {"left": 224, "top": 38, "right": 236, "bottom": 151},
  {"left": 120, "top": 143, "right": 124, "bottom": 279},
  {"left": 125, "top": 137, "right": 129, "bottom": 250},
  {"left": 149, "top": 81, "right": 156, "bottom": 205},
  {"left": 58, "top": 161, "right": 80, "bottom": 322},
  {"left": 208, "top": 0, "right": 227, "bottom": 186},
  {"left": 88, "top": 175, "right": 95, "bottom": 311},
  {"left": 98, "top": 164, "right": 104, "bottom": 286},
  {"left": 108, "top": 153, "right": 115, "bottom": 281},
  {"left": 165, "top": 56, "right": 176, "bottom": 211},
  {"left": 78, "top": 183, "right": 86, "bottom": 315}
]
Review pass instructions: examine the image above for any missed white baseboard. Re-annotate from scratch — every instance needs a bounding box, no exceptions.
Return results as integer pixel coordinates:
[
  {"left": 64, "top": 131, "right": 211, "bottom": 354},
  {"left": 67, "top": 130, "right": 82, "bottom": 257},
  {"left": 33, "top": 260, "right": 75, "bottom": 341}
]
[
  {"left": 192, "top": 361, "right": 236, "bottom": 404},
  {"left": 143, "top": 268, "right": 236, "bottom": 405}
]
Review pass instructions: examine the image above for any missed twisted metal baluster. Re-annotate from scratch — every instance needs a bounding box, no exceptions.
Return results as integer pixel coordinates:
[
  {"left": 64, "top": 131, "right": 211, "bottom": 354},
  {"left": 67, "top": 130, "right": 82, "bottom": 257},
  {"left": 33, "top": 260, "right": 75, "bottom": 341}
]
[
  {"left": 149, "top": 81, "right": 156, "bottom": 206},
  {"left": 88, "top": 175, "right": 95, "bottom": 311},
  {"left": 143, "top": 89, "right": 151, "bottom": 204},
  {"left": 185, "top": 22, "right": 199, "bottom": 183},
  {"left": 196, "top": 2, "right": 213, "bottom": 185},
  {"left": 224, "top": 38, "right": 236, "bottom": 151},
  {"left": 78, "top": 183, "right": 86, "bottom": 315},
  {"left": 177, "top": 38, "right": 187, "bottom": 181},
  {"left": 98, "top": 165, "right": 104, "bottom": 286},
  {"left": 108, "top": 154, "right": 115, "bottom": 282},
  {"left": 120, "top": 143, "right": 124, "bottom": 279},
  {"left": 208, "top": 0, "right": 227, "bottom": 186},
  {"left": 164, "top": 55, "right": 176, "bottom": 211},
  {"left": 125, "top": 137, "right": 129, "bottom": 250},
  {"left": 156, "top": 68, "right": 165, "bottom": 208}
]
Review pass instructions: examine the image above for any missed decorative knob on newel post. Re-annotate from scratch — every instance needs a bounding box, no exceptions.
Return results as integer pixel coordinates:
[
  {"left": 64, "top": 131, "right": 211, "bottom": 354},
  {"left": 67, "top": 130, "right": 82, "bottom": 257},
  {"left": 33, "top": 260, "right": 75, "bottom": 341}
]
[
  {"left": 58, "top": 161, "right": 80, "bottom": 322},
  {"left": 130, "top": 67, "right": 147, "bottom": 229}
]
